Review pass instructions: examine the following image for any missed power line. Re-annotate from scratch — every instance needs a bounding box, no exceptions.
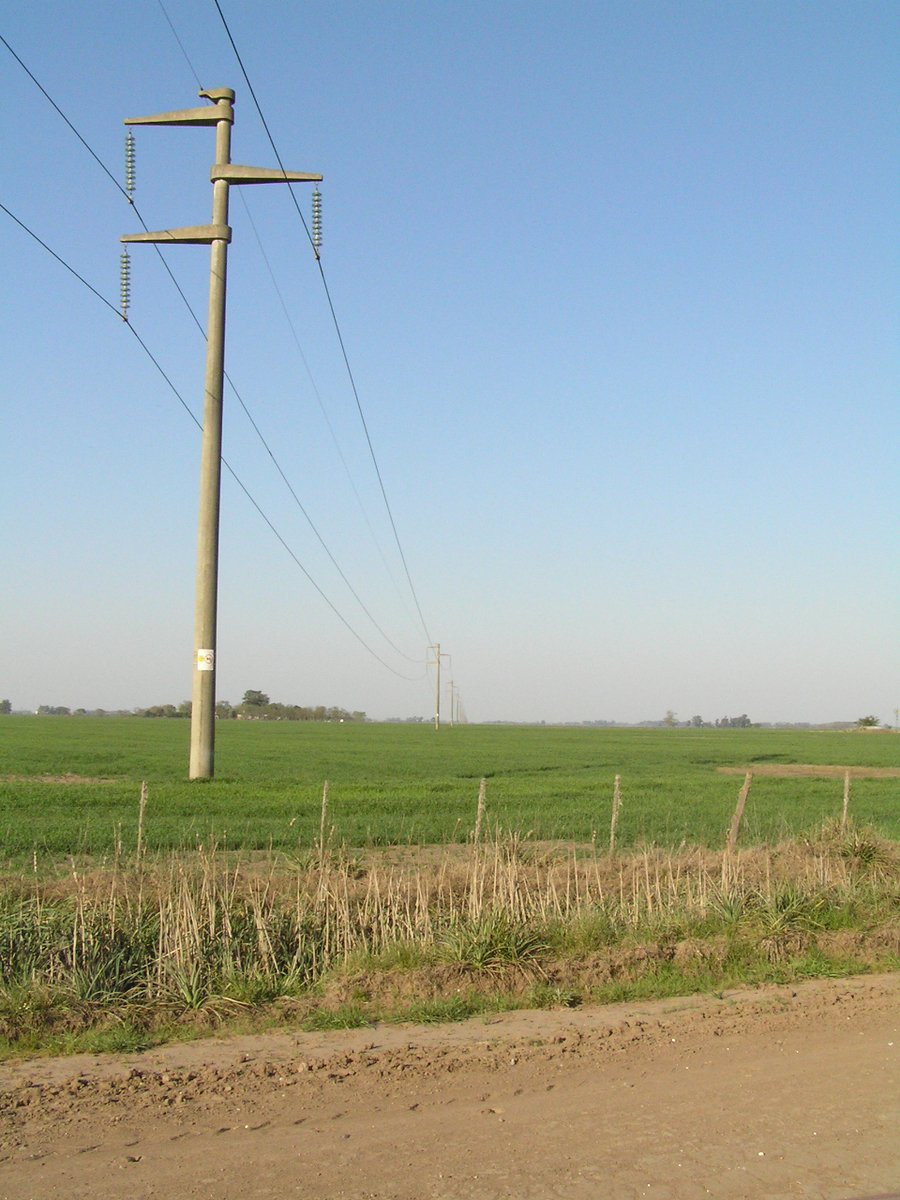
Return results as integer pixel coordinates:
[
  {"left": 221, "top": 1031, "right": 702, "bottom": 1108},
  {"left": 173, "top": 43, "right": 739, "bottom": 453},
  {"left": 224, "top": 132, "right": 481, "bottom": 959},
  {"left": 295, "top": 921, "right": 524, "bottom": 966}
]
[
  {"left": 156, "top": 0, "right": 204, "bottom": 90},
  {"left": 226, "top": 353, "right": 420, "bottom": 663},
  {"left": 237, "top": 191, "right": 423, "bottom": 636},
  {"left": 1, "top": 200, "right": 424, "bottom": 683},
  {"left": 146, "top": 14, "right": 402, "bottom": 606},
  {"left": 211, "top": 0, "right": 435, "bottom": 648},
  {"left": 0, "top": 33, "right": 125, "bottom": 200},
  {"left": 1, "top": 33, "right": 423, "bottom": 670},
  {"left": 149, "top": 5, "right": 436, "bottom": 701},
  {"left": 0, "top": 201, "right": 120, "bottom": 319}
]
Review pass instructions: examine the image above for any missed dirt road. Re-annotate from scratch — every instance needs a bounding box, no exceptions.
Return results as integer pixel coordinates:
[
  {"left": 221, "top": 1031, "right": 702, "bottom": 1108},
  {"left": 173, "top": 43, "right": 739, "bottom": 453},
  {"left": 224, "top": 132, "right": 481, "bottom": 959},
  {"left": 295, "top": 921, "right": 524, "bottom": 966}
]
[{"left": 0, "top": 974, "right": 897, "bottom": 1199}]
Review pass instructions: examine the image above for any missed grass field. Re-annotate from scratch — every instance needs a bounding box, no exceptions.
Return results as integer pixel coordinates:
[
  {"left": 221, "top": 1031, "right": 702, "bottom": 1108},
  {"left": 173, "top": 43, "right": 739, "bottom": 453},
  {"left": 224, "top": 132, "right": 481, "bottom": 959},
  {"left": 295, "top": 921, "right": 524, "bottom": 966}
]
[{"left": 0, "top": 717, "right": 897, "bottom": 864}]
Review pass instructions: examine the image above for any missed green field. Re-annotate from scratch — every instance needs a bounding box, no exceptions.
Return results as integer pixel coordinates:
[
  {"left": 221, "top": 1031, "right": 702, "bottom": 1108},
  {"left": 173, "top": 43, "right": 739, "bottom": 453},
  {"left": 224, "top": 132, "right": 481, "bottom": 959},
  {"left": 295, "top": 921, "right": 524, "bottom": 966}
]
[{"left": 1, "top": 717, "right": 897, "bottom": 865}]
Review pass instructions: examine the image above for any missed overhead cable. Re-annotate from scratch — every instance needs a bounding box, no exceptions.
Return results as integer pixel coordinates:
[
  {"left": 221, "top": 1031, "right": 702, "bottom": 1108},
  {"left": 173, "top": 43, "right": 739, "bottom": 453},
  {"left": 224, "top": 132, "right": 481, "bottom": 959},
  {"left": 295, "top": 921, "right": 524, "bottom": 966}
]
[
  {"left": 1, "top": 33, "right": 423, "bottom": 670},
  {"left": 0, "top": 200, "right": 425, "bottom": 683},
  {"left": 211, "top": 0, "right": 435, "bottom": 648}
]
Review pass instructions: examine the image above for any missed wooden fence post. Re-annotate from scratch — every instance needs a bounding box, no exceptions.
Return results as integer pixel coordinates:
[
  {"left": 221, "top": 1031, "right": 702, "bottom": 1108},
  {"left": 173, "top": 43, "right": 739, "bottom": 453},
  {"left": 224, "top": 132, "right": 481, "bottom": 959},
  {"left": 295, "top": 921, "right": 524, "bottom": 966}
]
[
  {"left": 841, "top": 770, "right": 851, "bottom": 831},
  {"left": 609, "top": 774, "right": 622, "bottom": 855},
  {"left": 319, "top": 780, "right": 330, "bottom": 856},
  {"left": 474, "top": 777, "right": 487, "bottom": 844},
  {"left": 137, "top": 780, "right": 148, "bottom": 862},
  {"left": 726, "top": 771, "right": 753, "bottom": 854}
]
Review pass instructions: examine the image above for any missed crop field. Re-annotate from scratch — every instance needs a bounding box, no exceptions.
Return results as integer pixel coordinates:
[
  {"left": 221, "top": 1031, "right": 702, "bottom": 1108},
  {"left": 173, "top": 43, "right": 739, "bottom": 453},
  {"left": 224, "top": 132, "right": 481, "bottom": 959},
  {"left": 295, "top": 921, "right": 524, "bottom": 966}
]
[{"left": 0, "top": 717, "right": 897, "bottom": 864}]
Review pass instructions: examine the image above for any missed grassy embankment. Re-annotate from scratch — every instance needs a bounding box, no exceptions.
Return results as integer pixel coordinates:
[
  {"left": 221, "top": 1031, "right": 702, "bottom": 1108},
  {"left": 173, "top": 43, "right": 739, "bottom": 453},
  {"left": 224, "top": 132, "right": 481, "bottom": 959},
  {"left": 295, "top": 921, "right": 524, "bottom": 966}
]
[{"left": 0, "top": 718, "right": 896, "bottom": 1056}]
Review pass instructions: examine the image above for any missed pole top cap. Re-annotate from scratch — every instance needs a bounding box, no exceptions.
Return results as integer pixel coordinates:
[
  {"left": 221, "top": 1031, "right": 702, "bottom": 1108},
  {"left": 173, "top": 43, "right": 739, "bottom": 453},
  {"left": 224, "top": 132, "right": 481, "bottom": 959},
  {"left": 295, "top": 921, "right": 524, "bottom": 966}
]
[{"left": 200, "top": 87, "right": 235, "bottom": 103}]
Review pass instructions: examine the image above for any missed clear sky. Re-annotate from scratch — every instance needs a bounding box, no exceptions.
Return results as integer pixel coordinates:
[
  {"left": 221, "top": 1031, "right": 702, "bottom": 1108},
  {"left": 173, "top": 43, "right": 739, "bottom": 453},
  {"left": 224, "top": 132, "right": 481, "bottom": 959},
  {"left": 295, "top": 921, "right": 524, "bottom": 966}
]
[{"left": 2, "top": 1, "right": 897, "bottom": 725}]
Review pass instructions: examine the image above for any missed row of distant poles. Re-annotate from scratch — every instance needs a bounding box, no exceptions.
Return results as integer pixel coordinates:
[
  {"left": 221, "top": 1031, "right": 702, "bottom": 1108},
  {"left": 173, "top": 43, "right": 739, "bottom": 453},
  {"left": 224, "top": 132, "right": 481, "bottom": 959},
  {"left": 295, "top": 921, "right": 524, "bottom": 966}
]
[
  {"left": 120, "top": 88, "right": 322, "bottom": 780},
  {"left": 428, "top": 643, "right": 462, "bottom": 731}
]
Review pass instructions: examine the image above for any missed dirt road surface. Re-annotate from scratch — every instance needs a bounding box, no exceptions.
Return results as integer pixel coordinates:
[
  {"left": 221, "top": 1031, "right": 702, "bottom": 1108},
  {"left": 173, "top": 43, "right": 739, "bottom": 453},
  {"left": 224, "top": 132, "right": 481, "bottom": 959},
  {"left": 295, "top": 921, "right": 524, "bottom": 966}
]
[{"left": 0, "top": 974, "right": 897, "bottom": 1200}]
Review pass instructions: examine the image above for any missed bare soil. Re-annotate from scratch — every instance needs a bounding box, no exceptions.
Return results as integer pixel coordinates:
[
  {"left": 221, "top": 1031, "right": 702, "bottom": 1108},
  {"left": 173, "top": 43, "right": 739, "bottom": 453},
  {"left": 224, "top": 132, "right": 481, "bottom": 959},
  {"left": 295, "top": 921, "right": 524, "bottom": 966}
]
[
  {"left": 717, "top": 764, "right": 900, "bottom": 779},
  {"left": 0, "top": 775, "right": 114, "bottom": 785},
  {"left": 0, "top": 974, "right": 897, "bottom": 1199}
]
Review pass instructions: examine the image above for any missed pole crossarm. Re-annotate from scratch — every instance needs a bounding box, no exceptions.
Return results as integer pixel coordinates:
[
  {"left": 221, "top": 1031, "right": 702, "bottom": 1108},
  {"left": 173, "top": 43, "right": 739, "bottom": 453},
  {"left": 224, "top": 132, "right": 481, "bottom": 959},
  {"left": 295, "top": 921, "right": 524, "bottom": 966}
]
[
  {"left": 125, "top": 105, "right": 232, "bottom": 128},
  {"left": 212, "top": 164, "right": 322, "bottom": 185},
  {"left": 125, "top": 90, "right": 235, "bottom": 128},
  {"left": 121, "top": 224, "right": 231, "bottom": 244}
]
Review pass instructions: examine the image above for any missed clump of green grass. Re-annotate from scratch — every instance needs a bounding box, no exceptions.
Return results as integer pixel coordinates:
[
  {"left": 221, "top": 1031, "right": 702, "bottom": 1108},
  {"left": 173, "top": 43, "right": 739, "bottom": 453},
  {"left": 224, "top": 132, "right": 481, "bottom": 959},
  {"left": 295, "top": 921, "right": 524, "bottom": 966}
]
[
  {"left": 811, "top": 819, "right": 898, "bottom": 879},
  {"left": 436, "top": 911, "right": 548, "bottom": 971},
  {"left": 302, "top": 1003, "right": 370, "bottom": 1032},
  {"left": 394, "top": 994, "right": 492, "bottom": 1024}
]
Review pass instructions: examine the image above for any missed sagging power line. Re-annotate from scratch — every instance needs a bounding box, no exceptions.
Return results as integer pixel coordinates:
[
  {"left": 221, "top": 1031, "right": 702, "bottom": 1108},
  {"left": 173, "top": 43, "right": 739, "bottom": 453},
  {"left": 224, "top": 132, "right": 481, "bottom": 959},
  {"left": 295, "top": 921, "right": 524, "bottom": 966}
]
[
  {"left": 211, "top": 0, "right": 434, "bottom": 650},
  {"left": 3, "top": 32, "right": 427, "bottom": 672},
  {"left": 0, "top": 199, "right": 426, "bottom": 687},
  {"left": 3, "top": 23, "right": 449, "bottom": 724}
]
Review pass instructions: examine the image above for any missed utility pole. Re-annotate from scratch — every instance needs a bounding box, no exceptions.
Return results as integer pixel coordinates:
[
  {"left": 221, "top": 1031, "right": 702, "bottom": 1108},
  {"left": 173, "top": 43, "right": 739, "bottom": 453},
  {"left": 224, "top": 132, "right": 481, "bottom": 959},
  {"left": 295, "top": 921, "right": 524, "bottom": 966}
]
[
  {"left": 429, "top": 644, "right": 450, "bottom": 731},
  {"left": 122, "top": 88, "right": 321, "bottom": 779}
]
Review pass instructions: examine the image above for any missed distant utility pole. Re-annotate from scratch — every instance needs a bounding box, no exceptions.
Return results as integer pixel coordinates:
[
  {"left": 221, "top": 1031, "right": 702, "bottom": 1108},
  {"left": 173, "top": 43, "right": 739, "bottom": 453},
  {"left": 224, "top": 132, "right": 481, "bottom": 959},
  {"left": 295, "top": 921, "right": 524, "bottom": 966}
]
[
  {"left": 429, "top": 643, "right": 450, "bottom": 731},
  {"left": 122, "top": 88, "right": 321, "bottom": 780}
]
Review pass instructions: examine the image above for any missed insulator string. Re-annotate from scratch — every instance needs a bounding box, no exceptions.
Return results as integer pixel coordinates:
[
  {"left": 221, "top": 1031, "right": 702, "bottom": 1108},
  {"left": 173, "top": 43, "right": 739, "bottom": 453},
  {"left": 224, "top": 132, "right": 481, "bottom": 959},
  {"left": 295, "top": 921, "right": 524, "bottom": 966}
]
[
  {"left": 125, "top": 131, "right": 136, "bottom": 201},
  {"left": 119, "top": 249, "right": 131, "bottom": 320},
  {"left": 312, "top": 187, "right": 322, "bottom": 256}
]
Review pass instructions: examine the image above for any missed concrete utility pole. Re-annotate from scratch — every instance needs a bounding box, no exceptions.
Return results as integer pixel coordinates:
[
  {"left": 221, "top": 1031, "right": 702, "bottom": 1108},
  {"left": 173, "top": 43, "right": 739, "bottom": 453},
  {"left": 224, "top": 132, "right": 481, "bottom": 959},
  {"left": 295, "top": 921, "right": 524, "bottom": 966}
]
[
  {"left": 122, "top": 88, "right": 321, "bottom": 780},
  {"left": 429, "top": 644, "right": 450, "bottom": 731}
]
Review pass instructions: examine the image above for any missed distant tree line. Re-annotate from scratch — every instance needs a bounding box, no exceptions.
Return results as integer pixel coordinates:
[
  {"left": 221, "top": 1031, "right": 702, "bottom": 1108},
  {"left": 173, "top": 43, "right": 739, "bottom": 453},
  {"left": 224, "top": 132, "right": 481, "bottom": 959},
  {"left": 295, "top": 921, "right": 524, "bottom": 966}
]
[
  {"left": 16, "top": 690, "right": 365, "bottom": 723},
  {"left": 687, "top": 714, "right": 753, "bottom": 728},
  {"left": 27, "top": 707, "right": 137, "bottom": 717},
  {"left": 216, "top": 690, "right": 366, "bottom": 723},
  {"left": 137, "top": 702, "right": 193, "bottom": 719},
  {"left": 654, "top": 713, "right": 755, "bottom": 729},
  {"left": 133, "top": 691, "right": 365, "bottom": 722}
]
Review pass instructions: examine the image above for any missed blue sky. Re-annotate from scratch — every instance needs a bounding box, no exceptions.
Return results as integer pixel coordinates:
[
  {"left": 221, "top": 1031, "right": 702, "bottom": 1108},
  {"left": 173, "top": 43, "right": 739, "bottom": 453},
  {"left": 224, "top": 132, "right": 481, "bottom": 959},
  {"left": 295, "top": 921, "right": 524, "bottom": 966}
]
[{"left": 2, "top": 1, "right": 897, "bottom": 724}]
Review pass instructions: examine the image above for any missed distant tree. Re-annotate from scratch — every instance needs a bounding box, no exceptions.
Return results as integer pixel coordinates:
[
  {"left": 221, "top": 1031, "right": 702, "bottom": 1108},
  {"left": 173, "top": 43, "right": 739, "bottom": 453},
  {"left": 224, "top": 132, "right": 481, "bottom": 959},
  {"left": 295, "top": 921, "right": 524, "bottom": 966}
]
[
  {"left": 0, "top": 699, "right": 11, "bottom": 715},
  {"left": 689, "top": 715, "right": 705, "bottom": 728},
  {"left": 242, "top": 689, "right": 269, "bottom": 707},
  {"left": 663, "top": 710, "right": 677, "bottom": 728},
  {"left": 856, "top": 715, "right": 880, "bottom": 728},
  {"left": 716, "top": 714, "right": 751, "bottom": 729},
  {"left": 177, "top": 700, "right": 192, "bottom": 718},
  {"left": 215, "top": 700, "right": 234, "bottom": 719}
]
